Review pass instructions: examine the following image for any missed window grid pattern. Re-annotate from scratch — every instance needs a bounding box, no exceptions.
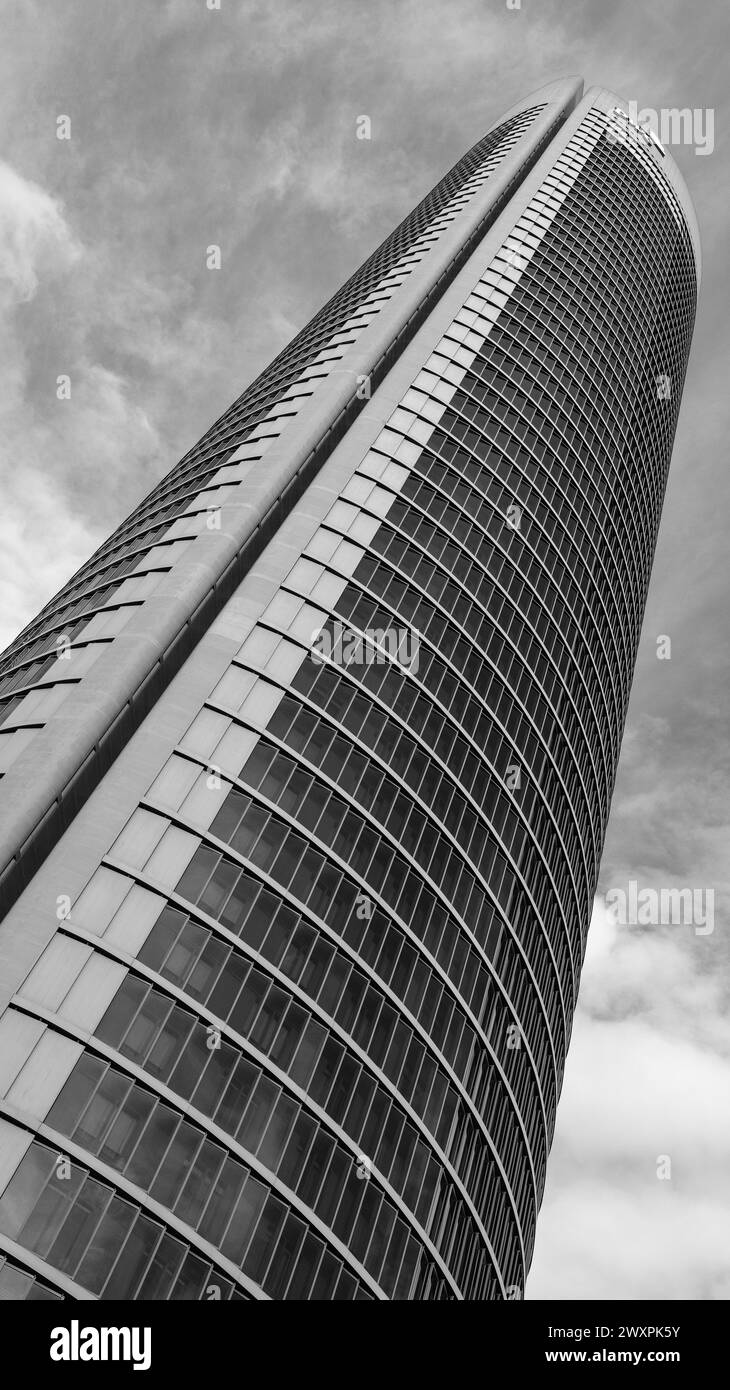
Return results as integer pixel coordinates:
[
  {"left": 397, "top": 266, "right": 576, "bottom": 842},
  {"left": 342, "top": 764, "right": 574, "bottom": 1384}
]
[
  {"left": 219, "top": 714, "right": 551, "bottom": 1160},
  {"left": 43, "top": 1049, "right": 386, "bottom": 1301},
  {"left": 0, "top": 1131, "right": 256, "bottom": 1301},
  {"left": 80, "top": 812, "right": 509, "bottom": 1295},
  {"left": 148, "top": 797, "right": 531, "bottom": 1278},
  {"left": 88, "top": 953, "right": 498, "bottom": 1296},
  {"left": 0, "top": 1252, "right": 65, "bottom": 1301},
  {"left": 249, "top": 671, "right": 556, "bottom": 1126},
  {"left": 154, "top": 731, "right": 544, "bottom": 1222}
]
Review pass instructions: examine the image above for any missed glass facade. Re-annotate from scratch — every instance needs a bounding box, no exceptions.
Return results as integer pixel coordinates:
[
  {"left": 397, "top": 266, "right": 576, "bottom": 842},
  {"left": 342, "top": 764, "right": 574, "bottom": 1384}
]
[{"left": 0, "top": 82, "right": 699, "bottom": 1299}]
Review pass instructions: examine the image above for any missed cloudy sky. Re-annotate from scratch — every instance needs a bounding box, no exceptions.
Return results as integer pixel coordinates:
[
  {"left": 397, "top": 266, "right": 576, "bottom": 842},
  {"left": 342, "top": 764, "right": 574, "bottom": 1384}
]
[{"left": 1, "top": 0, "right": 728, "bottom": 1299}]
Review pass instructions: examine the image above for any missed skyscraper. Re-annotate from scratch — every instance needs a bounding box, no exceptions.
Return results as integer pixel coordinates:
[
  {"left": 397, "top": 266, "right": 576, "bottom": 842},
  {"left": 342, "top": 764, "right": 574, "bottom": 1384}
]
[{"left": 0, "top": 77, "right": 699, "bottom": 1301}]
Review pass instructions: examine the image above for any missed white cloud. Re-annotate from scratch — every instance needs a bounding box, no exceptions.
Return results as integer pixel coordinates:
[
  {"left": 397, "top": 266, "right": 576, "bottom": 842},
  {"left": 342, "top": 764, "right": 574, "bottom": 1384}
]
[
  {"left": 0, "top": 163, "right": 163, "bottom": 649},
  {"left": 529, "top": 1183, "right": 730, "bottom": 1301},
  {"left": 0, "top": 160, "right": 81, "bottom": 303},
  {"left": 528, "top": 901, "right": 730, "bottom": 1298}
]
